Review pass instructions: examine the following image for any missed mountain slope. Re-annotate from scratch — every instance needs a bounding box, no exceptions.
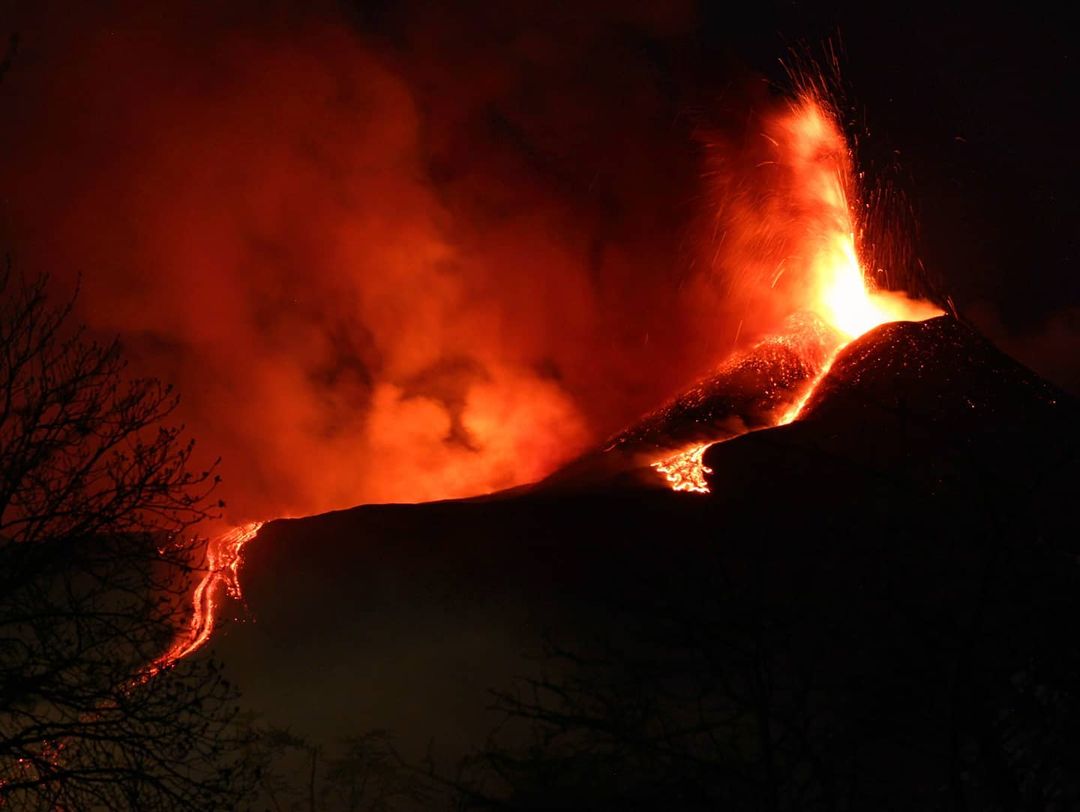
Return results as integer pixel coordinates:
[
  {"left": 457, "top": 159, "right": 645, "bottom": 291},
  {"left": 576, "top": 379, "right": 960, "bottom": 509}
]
[{"left": 218, "top": 317, "right": 1080, "bottom": 808}]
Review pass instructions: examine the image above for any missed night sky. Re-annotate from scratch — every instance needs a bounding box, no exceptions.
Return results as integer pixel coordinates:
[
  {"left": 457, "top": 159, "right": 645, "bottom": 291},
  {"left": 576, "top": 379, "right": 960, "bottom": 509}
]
[
  {"left": 715, "top": 3, "right": 1080, "bottom": 391},
  {"left": 358, "top": 0, "right": 1075, "bottom": 330},
  {"left": 356, "top": 0, "right": 1080, "bottom": 350}
]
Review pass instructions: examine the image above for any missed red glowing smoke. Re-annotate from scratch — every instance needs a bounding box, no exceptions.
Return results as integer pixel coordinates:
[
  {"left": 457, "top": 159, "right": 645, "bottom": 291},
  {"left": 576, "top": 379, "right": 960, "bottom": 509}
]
[
  {"left": 0, "top": 4, "right": 940, "bottom": 525},
  {"left": 0, "top": 1, "right": 714, "bottom": 519},
  {"left": 0, "top": 5, "right": 953, "bottom": 673}
]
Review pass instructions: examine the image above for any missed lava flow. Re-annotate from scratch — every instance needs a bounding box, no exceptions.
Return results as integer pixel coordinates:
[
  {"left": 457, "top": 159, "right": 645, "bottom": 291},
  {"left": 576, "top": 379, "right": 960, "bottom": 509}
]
[
  {"left": 652, "top": 92, "right": 941, "bottom": 493},
  {"left": 146, "top": 521, "right": 264, "bottom": 677},
  {"left": 653, "top": 443, "right": 713, "bottom": 493}
]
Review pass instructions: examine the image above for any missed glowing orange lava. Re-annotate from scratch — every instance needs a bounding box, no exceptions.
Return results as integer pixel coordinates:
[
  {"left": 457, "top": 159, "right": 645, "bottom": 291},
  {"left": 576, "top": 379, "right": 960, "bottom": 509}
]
[
  {"left": 654, "top": 92, "right": 941, "bottom": 493},
  {"left": 781, "top": 97, "right": 941, "bottom": 340},
  {"left": 652, "top": 443, "right": 713, "bottom": 493},
  {"left": 777, "top": 353, "right": 838, "bottom": 427},
  {"left": 145, "top": 521, "right": 264, "bottom": 677}
]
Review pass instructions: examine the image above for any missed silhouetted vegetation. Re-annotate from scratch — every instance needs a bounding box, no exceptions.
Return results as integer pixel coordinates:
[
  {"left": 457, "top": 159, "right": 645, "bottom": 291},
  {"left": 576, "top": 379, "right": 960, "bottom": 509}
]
[{"left": 0, "top": 267, "right": 255, "bottom": 809}]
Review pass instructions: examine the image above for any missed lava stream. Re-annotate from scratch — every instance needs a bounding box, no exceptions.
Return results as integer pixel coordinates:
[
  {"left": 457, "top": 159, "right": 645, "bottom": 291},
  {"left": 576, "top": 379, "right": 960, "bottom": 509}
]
[
  {"left": 777, "top": 352, "right": 839, "bottom": 427},
  {"left": 145, "top": 521, "right": 264, "bottom": 677}
]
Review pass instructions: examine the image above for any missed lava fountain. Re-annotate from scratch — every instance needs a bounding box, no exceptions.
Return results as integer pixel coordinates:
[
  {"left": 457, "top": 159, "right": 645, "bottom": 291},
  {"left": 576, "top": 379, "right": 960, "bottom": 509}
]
[{"left": 652, "top": 93, "right": 940, "bottom": 492}]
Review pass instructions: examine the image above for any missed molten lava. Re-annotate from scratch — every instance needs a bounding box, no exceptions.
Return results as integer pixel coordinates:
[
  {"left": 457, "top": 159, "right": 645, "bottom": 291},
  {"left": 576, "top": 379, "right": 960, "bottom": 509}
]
[
  {"left": 653, "top": 443, "right": 713, "bottom": 493},
  {"left": 146, "top": 521, "right": 264, "bottom": 676},
  {"left": 652, "top": 93, "right": 941, "bottom": 493},
  {"left": 779, "top": 98, "right": 940, "bottom": 340}
]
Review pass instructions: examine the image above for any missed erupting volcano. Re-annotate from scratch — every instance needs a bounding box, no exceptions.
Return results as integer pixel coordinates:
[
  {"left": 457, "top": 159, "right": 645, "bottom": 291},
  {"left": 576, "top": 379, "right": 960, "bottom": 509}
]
[
  {"left": 6, "top": 2, "right": 1080, "bottom": 805},
  {"left": 154, "top": 89, "right": 944, "bottom": 670},
  {"left": 642, "top": 93, "right": 940, "bottom": 494}
]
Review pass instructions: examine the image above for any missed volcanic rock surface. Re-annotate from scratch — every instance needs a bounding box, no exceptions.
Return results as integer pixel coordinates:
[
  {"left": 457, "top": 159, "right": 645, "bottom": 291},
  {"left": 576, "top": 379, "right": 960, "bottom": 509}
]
[
  {"left": 217, "top": 316, "right": 1080, "bottom": 807},
  {"left": 543, "top": 310, "right": 842, "bottom": 488}
]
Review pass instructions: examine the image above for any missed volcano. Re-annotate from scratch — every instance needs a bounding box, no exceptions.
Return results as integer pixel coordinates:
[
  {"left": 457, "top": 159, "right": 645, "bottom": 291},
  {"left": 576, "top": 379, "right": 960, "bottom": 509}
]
[
  {"left": 133, "top": 83, "right": 1070, "bottom": 810},
  {"left": 216, "top": 315, "right": 1080, "bottom": 807}
]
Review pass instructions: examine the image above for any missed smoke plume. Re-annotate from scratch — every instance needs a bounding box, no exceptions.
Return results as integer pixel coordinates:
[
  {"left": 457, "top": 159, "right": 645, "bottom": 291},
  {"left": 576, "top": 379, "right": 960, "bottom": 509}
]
[
  {"left": 0, "top": 1, "right": 724, "bottom": 517},
  {"left": 2, "top": 2, "right": 933, "bottom": 518}
]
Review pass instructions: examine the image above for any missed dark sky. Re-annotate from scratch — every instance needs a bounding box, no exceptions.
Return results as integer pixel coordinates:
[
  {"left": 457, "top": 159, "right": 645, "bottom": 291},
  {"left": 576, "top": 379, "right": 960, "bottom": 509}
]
[
  {"left": 724, "top": 4, "right": 1079, "bottom": 322},
  {"left": 352, "top": 0, "right": 1080, "bottom": 321},
  {"left": 721, "top": 3, "right": 1080, "bottom": 391},
  {"left": 352, "top": 0, "right": 1080, "bottom": 388}
]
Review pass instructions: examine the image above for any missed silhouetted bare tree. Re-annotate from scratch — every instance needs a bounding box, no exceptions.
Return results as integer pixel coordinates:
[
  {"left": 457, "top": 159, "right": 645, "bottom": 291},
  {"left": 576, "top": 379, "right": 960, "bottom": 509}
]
[
  {"left": 0, "top": 266, "right": 254, "bottom": 809},
  {"left": 250, "top": 726, "right": 427, "bottom": 812}
]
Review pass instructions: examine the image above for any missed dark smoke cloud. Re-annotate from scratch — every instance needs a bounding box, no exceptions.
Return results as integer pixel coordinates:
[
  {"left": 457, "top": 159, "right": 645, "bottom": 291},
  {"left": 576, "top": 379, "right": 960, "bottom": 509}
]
[
  {"left": 0, "top": 0, "right": 722, "bottom": 519},
  {"left": 966, "top": 302, "right": 1080, "bottom": 398}
]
